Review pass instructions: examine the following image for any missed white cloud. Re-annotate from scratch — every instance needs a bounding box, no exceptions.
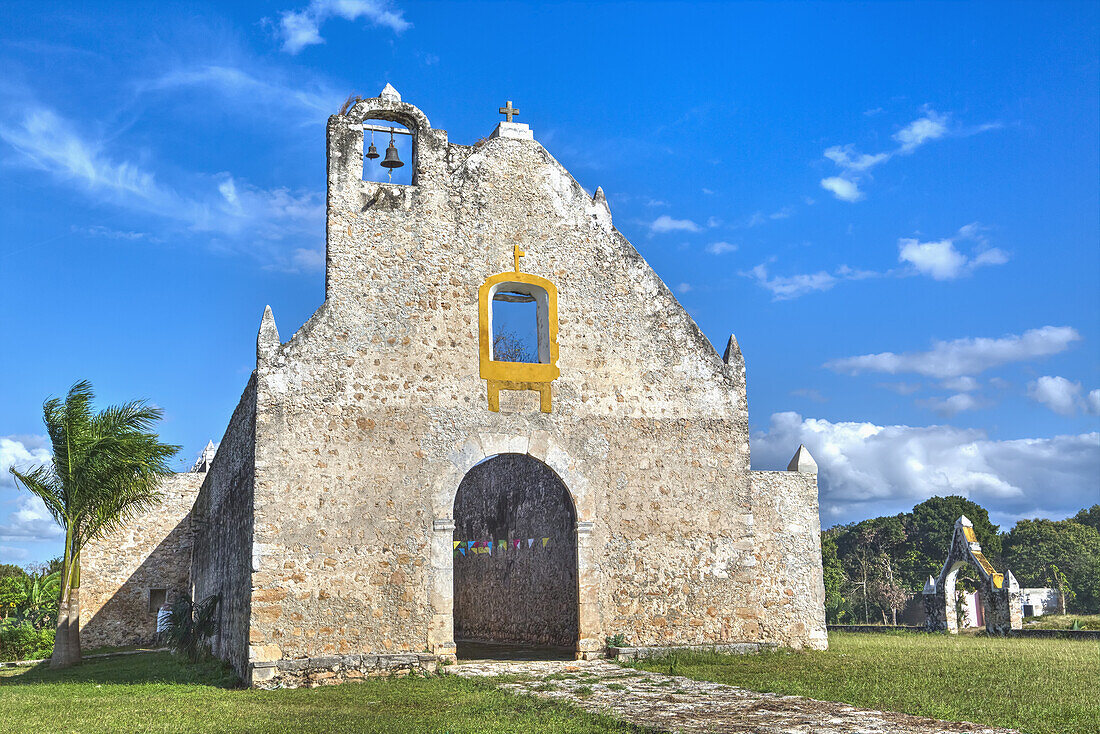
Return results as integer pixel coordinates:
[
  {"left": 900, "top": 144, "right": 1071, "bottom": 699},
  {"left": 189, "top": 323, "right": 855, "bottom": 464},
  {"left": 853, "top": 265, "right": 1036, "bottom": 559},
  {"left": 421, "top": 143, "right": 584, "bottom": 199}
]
[
  {"left": 1027, "top": 376, "right": 1099, "bottom": 416},
  {"left": 898, "top": 235, "right": 1008, "bottom": 280},
  {"left": 820, "top": 176, "right": 863, "bottom": 202},
  {"left": 743, "top": 264, "right": 837, "bottom": 300},
  {"left": 676, "top": 282, "right": 692, "bottom": 294},
  {"left": 706, "top": 216, "right": 722, "bottom": 228},
  {"left": 1087, "top": 390, "right": 1100, "bottom": 416},
  {"left": 878, "top": 382, "right": 922, "bottom": 395},
  {"left": 823, "top": 145, "right": 889, "bottom": 172},
  {"left": 826, "top": 326, "right": 1081, "bottom": 379},
  {"left": 645, "top": 199, "right": 667, "bottom": 207},
  {"left": 701, "top": 188, "right": 715, "bottom": 195},
  {"left": 897, "top": 239, "right": 967, "bottom": 280},
  {"left": 706, "top": 241, "right": 737, "bottom": 255},
  {"left": 920, "top": 392, "right": 981, "bottom": 417},
  {"left": 275, "top": 0, "right": 410, "bottom": 54},
  {"left": 752, "top": 411, "right": 1100, "bottom": 524},
  {"left": 649, "top": 215, "right": 700, "bottom": 234},
  {"left": 894, "top": 110, "right": 948, "bottom": 152},
  {"left": 0, "top": 436, "right": 62, "bottom": 544},
  {"left": 941, "top": 376, "right": 979, "bottom": 392}
]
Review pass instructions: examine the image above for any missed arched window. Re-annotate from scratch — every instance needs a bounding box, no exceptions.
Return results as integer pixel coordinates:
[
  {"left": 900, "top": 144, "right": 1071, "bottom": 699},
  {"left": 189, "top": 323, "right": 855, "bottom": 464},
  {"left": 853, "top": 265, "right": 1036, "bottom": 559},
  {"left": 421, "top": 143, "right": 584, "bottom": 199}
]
[{"left": 478, "top": 265, "right": 559, "bottom": 413}]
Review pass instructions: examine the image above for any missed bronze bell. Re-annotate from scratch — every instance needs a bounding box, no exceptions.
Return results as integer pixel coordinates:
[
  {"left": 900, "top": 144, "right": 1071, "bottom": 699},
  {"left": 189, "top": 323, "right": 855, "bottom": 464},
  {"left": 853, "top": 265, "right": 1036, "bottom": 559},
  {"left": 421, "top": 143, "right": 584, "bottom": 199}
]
[
  {"left": 381, "top": 139, "right": 403, "bottom": 169},
  {"left": 366, "top": 141, "right": 379, "bottom": 159}
]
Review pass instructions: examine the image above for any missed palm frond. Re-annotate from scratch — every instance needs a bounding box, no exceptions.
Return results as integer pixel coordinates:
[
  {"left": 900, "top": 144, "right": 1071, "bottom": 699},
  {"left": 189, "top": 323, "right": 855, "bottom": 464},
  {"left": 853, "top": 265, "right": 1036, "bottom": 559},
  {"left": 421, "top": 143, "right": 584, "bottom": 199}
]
[{"left": 8, "top": 465, "right": 64, "bottom": 525}]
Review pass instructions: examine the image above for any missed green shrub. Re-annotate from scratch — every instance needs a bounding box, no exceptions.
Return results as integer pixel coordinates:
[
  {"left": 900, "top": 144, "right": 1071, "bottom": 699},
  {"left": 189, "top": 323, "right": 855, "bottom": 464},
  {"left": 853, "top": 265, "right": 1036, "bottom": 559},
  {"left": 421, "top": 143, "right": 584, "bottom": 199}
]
[
  {"left": 0, "top": 620, "right": 54, "bottom": 661},
  {"left": 165, "top": 595, "right": 219, "bottom": 661}
]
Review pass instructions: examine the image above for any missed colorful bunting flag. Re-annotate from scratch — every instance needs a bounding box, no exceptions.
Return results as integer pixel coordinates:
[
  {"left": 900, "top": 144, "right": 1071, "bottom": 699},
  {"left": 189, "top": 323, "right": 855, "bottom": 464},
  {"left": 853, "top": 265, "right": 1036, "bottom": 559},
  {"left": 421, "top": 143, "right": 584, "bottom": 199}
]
[
  {"left": 542, "top": 537, "right": 550, "bottom": 548},
  {"left": 527, "top": 538, "right": 534, "bottom": 548},
  {"left": 513, "top": 539, "right": 521, "bottom": 550}
]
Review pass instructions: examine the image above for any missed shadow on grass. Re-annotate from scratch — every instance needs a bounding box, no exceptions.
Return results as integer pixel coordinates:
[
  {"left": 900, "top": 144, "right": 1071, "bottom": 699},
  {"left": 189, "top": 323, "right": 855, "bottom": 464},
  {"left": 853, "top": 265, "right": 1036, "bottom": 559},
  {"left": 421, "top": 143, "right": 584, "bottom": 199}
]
[{"left": 2, "top": 652, "right": 241, "bottom": 688}]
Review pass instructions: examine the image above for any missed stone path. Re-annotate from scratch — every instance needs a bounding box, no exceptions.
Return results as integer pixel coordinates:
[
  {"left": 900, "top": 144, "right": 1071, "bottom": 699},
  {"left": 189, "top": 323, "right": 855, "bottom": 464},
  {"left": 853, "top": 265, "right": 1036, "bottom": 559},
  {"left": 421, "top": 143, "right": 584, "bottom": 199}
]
[{"left": 449, "top": 659, "right": 1020, "bottom": 734}]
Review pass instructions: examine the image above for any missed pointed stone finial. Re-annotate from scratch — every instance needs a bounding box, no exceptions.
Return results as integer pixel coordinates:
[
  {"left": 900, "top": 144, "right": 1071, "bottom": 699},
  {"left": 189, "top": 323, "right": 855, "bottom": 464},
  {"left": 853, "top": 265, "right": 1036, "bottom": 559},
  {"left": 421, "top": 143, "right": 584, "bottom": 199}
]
[
  {"left": 380, "top": 83, "right": 401, "bottom": 102},
  {"left": 1006, "top": 570, "right": 1019, "bottom": 591},
  {"left": 787, "top": 444, "right": 818, "bottom": 474},
  {"left": 722, "top": 334, "right": 743, "bottom": 366},
  {"left": 923, "top": 575, "right": 938, "bottom": 594},
  {"left": 257, "top": 305, "right": 280, "bottom": 364},
  {"left": 593, "top": 186, "right": 609, "bottom": 212}
]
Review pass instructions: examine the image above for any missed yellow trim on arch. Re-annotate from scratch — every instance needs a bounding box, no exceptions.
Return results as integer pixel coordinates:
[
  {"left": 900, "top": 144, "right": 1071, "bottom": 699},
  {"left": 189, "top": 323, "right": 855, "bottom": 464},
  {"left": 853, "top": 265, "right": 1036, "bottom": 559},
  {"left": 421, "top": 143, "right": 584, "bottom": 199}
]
[{"left": 478, "top": 270, "right": 560, "bottom": 413}]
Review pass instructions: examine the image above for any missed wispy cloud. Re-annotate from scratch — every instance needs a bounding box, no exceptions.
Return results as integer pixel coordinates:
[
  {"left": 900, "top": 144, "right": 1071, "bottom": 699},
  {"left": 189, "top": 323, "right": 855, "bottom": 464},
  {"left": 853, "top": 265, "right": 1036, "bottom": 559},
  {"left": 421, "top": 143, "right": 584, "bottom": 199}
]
[
  {"left": 141, "top": 65, "right": 341, "bottom": 125},
  {"left": 826, "top": 326, "right": 1081, "bottom": 379},
  {"left": 0, "top": 103, "right": 324, "bottom": 270},
  {"left": 742, "top": 224, "right": 1008, "bottom": 300},
  {"left": 918, "top": 392, "right": 982, "bottom": 417},
  {"left": 706, "top": 241, "right": 737, "bottom": 255},
  {"left": 649, "top": 214, "right": 700, "bottom": 234},
  {"left": 273, "top": 0, "right": 410, "bottom": 54},
  {"left": 742, "top": 263, "right": 838, "bottom": 300},
  {"left": 820, "top": 107, "right": 995, "bottom": 202}
]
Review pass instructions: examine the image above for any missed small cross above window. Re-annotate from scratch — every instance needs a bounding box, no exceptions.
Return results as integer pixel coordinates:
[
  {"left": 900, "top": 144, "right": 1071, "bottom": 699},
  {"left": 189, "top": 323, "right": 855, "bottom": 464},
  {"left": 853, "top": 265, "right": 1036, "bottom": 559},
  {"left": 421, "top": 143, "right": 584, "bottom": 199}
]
[{"left": 498, "top": 100, "right": 520, "bottom": 122}]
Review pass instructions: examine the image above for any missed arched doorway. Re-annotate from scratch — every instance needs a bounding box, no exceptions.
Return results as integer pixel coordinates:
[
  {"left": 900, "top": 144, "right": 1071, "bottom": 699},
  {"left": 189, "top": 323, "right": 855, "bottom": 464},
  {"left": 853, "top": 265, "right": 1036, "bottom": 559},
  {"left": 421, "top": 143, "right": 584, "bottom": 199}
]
[{"left": 452, "top": 453, "right": 578, "bottom": 657}]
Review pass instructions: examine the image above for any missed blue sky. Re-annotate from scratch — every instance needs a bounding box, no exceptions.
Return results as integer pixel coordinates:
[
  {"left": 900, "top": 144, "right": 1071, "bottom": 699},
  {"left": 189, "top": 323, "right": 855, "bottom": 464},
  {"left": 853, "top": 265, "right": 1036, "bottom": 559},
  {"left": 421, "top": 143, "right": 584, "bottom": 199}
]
[{"left": 1, "top": 1, "right": 1097, "bottom": 565}]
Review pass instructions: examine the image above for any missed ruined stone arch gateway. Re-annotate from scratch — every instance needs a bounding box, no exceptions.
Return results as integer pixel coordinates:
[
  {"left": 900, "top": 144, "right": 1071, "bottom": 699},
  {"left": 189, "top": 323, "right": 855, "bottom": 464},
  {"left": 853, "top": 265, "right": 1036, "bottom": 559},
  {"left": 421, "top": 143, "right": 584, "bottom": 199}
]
[{"left": 80, "top": 85, "right": 827, "bottom": 688}]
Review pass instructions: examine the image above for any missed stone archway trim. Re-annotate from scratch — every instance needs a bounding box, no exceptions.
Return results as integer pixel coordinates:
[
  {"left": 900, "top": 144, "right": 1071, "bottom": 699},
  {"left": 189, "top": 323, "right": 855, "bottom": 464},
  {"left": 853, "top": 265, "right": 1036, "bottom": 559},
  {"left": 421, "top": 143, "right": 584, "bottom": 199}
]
[{"left": 427, "top": 431, "right": 600, "bottom": 660}]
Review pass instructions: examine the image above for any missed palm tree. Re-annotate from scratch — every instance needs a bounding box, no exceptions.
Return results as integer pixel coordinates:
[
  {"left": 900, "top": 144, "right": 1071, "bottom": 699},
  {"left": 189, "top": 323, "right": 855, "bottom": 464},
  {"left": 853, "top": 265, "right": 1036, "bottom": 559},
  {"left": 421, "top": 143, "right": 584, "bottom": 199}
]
[{"left": 9, "top": 380, "right": 178, "bottom": 667}]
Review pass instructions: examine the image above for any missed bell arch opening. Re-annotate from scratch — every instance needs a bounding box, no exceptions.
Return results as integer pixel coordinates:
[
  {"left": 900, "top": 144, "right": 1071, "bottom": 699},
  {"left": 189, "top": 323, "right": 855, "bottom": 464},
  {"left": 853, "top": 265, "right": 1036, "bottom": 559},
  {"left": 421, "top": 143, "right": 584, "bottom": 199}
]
[
  {"left": 451, "top": 453, "right": 578, "bottom": 656},
  {"left": 362, "top": 119, "right": 413, "bottom": 185}
]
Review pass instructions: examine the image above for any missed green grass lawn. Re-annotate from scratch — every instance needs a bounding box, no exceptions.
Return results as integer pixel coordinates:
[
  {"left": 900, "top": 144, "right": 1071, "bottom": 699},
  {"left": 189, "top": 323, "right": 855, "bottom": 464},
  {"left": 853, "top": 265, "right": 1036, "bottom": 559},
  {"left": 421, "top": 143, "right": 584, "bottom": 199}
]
[
  {"left": 629, "top": 631, "right": 1100, "bottom": 734},
  {"left": 0, "top": 653, "right": 643, "bottom": 734},
  {"left": 1023, "top": 613, "right": 1100, "bottom": 630}
]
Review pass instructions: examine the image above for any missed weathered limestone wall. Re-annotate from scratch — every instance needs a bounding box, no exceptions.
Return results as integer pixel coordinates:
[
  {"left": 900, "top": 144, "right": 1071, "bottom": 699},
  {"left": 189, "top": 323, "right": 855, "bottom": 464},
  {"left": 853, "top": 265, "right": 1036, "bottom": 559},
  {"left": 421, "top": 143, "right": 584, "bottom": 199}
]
[
  {"left": 191, "top": 375, "right": 257, "bottom": 680},
  {"left": 748, "top": 471, "right": 828, "bottom": 650},
  {"left": 238, "top": 90, "right": 819, "bottom": 685},
  {"left": 453, "top": 454, "right": 578, "bottom": 647},
  {"left": 80, "top": 472, "right": 203, "bottom": 648}
]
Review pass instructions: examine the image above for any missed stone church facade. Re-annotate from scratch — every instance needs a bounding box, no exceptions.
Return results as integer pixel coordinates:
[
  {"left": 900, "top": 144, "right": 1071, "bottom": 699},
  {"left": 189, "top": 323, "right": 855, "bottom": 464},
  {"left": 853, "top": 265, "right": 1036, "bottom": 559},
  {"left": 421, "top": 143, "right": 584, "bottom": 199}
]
[{"left": 80, "top": 86, "right": 827, "bottom": 687}]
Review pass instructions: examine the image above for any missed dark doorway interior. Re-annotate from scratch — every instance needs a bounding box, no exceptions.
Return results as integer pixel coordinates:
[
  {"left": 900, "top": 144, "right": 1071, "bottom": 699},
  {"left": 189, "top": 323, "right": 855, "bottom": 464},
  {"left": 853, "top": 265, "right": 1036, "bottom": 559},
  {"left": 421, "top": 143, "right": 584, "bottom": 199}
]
[{"left": 453, "top": 453, "right": 578, "bottom": 656}]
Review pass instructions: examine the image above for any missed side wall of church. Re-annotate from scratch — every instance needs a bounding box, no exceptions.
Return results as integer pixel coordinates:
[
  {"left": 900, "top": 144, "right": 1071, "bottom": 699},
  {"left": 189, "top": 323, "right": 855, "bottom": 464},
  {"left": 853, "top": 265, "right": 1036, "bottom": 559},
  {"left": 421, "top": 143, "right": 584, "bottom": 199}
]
[
  {"left": 748, "top": 471, "right": 827, "bottom": 649},
  {"left": 191, "top": 375, "right": 257, "bottom": 680},
  {"left": 80, "top": 472, "right": 203, "bottom": 648},
  {"left": 240, "top": 96, "right": 821, "bottom": 681}
]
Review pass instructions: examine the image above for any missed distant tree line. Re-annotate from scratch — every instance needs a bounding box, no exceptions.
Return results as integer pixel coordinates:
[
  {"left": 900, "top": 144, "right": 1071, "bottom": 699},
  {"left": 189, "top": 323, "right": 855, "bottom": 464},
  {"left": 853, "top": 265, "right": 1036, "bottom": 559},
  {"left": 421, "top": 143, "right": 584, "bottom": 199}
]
[{"left": 822, "top": 496, "right": 1100, "bottom": 624}]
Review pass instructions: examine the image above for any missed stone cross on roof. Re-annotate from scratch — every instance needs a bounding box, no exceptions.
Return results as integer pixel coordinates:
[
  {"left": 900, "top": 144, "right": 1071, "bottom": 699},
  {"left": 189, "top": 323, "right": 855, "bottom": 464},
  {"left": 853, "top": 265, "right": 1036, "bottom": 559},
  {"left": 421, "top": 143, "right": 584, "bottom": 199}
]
[{"left": 498, "top": 100, "right": 520, "bottom": 122}]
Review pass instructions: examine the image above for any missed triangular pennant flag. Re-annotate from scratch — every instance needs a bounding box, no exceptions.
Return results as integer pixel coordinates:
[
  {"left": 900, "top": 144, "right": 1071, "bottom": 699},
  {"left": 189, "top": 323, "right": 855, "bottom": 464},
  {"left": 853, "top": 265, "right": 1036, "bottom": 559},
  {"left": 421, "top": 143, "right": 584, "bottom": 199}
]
[
  {"left": 542, "top": 537, "right": 550, "bottom": 548},
  {"left": 453, "top": 541, "right": 461, "bottom": 550},
  {"left": 486, "top": 542, "right": 492, "bottom": 555},
  {"left": 459, "top": 547, "right": 466, "bottom": 556},
  {"left": 513, "top": 539, "right": 521, "bottom": 550},
  {"left": 498, "top": 539, "right": 506, "bottom": 550},
  {"left": 527, "top": 538, "right": 534, "bottom": 548}
]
